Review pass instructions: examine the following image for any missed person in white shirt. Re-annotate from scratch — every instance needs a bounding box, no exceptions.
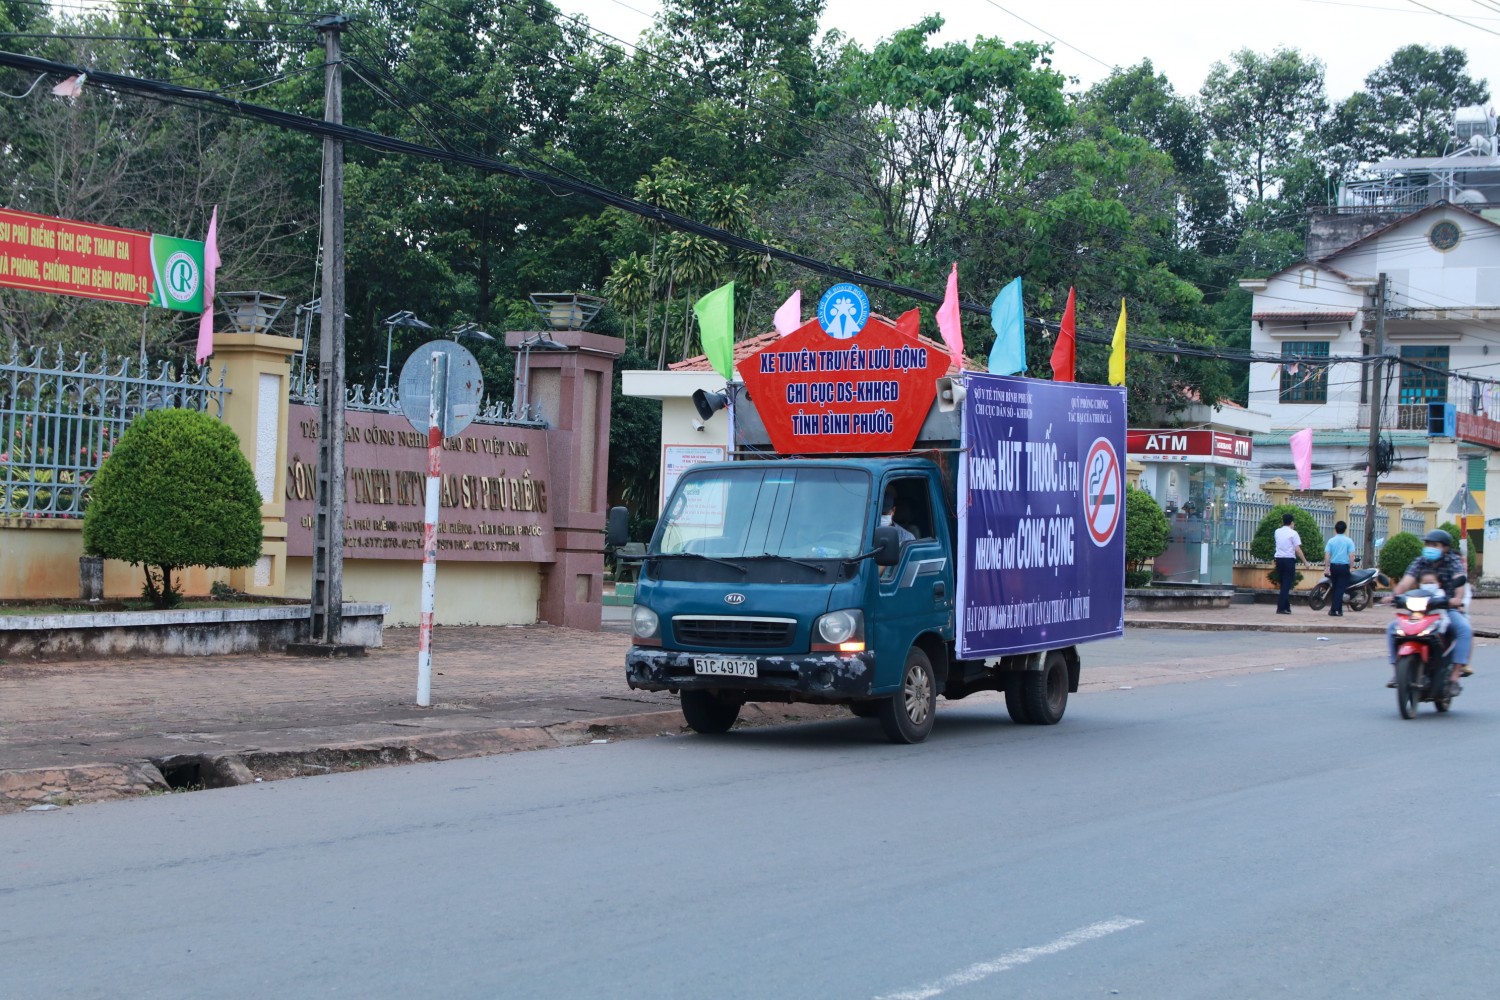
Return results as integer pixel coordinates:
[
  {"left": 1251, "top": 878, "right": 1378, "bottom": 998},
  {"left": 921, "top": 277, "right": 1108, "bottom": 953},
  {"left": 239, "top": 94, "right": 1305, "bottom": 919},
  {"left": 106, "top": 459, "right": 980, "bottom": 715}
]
[{"left": 1273, "top": 512, "right": 1306, "bottom": 614}]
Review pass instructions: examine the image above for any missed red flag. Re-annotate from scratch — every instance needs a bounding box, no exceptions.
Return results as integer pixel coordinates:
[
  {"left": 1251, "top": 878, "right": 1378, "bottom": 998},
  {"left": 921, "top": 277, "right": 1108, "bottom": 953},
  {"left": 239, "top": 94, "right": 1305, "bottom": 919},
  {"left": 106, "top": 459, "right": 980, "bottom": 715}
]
[
  {"left": 195, "top": 206, "right": 220, "bottom": 365},
  {"left": 936, "top": 263, "right": 964, "bottom": 372},
  {"left": 1050, "top": 287, "right": 1076, "bottom": 382}
]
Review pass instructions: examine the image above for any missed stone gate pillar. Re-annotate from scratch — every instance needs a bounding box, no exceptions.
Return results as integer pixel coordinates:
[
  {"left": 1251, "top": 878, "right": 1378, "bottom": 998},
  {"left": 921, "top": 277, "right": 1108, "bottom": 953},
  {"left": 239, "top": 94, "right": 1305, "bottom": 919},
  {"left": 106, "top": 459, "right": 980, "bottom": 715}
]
[
  {"left": 214, "top": 331, "right": 300, "bottom": 596},
  {"left": 505, "top": 329, "right": 626, "bottom": 630}
]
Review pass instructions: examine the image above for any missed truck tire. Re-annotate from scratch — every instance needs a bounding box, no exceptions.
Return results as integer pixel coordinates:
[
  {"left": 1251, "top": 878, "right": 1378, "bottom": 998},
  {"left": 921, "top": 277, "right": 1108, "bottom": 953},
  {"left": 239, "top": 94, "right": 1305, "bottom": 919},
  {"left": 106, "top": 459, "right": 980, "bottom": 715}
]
[
  {"left": 1020, "top": 650, "right": 1069, "bottom": 725},
  {"left": 1003, "top": 674, "right": 1032, "bottom": 724},
  {"left": 680, "top": 690, "right": 741, "bottom": 734},
  {"left": 878, "top": 647, "right": 937, "bottom": 744}
]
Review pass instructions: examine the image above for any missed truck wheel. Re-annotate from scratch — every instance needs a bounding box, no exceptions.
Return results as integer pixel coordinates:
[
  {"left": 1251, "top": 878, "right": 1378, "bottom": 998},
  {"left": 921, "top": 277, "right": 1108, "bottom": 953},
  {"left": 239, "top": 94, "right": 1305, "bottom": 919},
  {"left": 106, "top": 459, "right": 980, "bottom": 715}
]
[
  {"left": 680, "top": 690, "right": 741, "bottom": 734},
  {"left": 1004, "top": 674, "right": 1033, "bottom": 724},
  {"left": 878, "top": 647, "right": 936, "bottom": 744},
  {"left": 1021, "top": 651, "right": 1069, "bottom": 725}
]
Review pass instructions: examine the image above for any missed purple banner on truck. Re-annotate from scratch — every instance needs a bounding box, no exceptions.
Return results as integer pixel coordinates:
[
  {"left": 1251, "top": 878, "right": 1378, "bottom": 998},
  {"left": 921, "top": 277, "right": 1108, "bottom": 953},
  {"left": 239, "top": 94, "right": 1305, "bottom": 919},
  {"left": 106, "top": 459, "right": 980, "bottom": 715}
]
[{"left": 956, "top": 373, "right": 1126, "bottom": 658}]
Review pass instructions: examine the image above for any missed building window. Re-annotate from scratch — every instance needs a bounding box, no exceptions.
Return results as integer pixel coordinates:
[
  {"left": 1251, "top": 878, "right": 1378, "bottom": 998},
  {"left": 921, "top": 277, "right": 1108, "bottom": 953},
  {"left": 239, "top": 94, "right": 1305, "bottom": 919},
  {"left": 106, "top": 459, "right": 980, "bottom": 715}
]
[
  {"left": 1399, "top": 346, "right": 1448, "bottom": 405},
  {"left": 1299, "top": 268, "right": 1317, "bottom": 288},
  {"left": 1280, "top": 342, "right": 1329, "bottom": 403}
]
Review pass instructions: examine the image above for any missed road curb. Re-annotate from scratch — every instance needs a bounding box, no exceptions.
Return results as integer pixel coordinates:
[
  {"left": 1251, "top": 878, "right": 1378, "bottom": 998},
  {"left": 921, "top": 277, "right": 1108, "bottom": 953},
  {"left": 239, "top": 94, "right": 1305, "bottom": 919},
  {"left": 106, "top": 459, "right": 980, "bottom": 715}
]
[
  {"left": 0, "top": 702, "right": 852, "bottom": 814},
  {"left": 1127, "top": 619, "right": 1386, "bottom": 635}
]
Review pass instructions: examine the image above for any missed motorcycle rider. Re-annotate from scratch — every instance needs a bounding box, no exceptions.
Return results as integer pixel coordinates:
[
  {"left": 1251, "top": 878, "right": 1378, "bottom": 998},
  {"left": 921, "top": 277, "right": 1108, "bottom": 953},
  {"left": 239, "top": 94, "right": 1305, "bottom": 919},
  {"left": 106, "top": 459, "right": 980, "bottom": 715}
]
[{"left": 1387, "top": 529, "right": 1472, "bottom": 693}]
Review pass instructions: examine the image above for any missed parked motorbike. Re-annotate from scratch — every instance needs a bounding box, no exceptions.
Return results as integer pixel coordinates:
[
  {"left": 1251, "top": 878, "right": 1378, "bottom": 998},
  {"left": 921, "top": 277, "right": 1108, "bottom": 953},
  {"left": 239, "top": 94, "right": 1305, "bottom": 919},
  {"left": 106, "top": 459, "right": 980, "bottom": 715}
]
[
  {"left": 1388, "top": 585, "right": 1462, "bottom": 719},
  {"left": 1307, "top": 567, "right": 1390, "bottom": 612}
]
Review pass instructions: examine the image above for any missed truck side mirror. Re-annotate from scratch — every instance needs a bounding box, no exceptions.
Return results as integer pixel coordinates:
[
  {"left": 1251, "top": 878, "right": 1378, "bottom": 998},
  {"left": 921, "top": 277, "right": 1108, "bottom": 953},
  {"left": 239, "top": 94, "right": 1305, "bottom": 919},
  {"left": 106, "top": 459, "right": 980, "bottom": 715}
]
[
  {"left": 873, "top": 525, "right": 902, "bottom": 566},
  {"left": 606, "top": 506, "right": 630, "bottom": 548}
]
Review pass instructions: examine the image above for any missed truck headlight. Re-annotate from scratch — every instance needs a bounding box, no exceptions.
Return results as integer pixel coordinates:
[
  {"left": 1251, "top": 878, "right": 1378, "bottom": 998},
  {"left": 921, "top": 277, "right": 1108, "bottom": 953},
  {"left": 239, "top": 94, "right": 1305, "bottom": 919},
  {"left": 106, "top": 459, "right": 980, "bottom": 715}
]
[
  {"left": 813, "top": 609, "right": 864, "bottom": 651},
  {"left": 631, "top": 605, "right": 660, "bottom": 641}
]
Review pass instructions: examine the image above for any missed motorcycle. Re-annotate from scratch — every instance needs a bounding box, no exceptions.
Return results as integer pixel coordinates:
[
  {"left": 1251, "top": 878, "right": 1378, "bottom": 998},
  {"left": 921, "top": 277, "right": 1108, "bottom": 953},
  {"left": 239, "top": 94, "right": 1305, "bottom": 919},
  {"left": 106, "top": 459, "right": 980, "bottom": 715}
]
[
  {"left": 1307, "top": 567, "right": 1390, "bottom": 612},
  {"left": 1388, "top": 583, "right": 1463, "bottom": 719}
]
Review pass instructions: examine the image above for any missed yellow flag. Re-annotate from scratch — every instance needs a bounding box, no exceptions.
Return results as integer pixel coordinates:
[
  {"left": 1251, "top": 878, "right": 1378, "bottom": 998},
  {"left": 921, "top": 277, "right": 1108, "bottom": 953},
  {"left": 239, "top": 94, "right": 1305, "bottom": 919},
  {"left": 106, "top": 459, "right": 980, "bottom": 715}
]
[{"left": 1108, "top": 298, "right": 1126, "bottom": 386}]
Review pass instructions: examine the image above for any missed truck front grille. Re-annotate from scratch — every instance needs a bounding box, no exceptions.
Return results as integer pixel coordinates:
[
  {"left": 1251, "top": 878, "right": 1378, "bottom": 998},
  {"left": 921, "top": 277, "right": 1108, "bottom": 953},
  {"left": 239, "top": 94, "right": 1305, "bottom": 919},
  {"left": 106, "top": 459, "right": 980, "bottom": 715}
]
[{"left": 673, "top": 615, "right": 796, "bottom": 649}]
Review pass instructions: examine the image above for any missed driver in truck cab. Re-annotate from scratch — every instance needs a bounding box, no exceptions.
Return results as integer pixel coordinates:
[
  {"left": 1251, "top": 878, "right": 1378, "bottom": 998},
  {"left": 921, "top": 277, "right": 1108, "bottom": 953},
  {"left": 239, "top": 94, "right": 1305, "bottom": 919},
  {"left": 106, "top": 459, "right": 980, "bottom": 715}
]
[{"left": 881, "top": 487, "right": 915, "bottom": 546}]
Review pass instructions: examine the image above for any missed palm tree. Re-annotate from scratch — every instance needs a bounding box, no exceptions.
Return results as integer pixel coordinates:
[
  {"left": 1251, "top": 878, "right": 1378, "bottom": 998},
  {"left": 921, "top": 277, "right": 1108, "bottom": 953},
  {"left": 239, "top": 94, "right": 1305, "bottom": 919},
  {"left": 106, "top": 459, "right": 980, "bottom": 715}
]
[
  {"left": 603, "top": 253, "right": 652, "bottom": 346},
  {"left": 666, "top": 232, "right": 725, "bottom": 363}
]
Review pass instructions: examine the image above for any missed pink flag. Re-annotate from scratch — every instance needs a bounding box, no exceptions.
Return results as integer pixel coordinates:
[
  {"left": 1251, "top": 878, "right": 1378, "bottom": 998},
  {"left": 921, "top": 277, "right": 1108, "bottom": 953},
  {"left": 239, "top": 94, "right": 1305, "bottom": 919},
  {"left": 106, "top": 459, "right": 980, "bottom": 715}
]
[
  {"left": 936, "top": 262, "right": 963, "bottom": 371},
  {"left": 195, "top": 206, "right": 220, "bottom": 365},
  {"left": 773, "top": 290, "right": 802, "bottom": 337},
  {"left": 50, "top": 74, "right": 86, "bottom": 98},
  {"left": 1290, "top": 427, "right": 1313, "bottom": 490}
]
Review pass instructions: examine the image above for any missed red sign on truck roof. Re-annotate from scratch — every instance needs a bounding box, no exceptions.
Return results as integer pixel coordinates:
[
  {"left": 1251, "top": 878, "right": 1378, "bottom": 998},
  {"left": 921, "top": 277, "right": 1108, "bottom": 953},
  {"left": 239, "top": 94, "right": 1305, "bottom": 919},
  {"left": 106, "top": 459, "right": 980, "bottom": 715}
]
[{"left": 735, "top": 310, "right": 945, "bottom": 454}]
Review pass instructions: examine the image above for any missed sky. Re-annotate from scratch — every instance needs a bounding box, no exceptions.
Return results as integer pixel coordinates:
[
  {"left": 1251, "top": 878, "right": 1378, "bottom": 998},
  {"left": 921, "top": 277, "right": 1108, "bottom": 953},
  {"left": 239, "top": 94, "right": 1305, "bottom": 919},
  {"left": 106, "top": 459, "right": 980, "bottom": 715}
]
[{"left": 555, "top": 0, "right": 1500, "bottom": 102}]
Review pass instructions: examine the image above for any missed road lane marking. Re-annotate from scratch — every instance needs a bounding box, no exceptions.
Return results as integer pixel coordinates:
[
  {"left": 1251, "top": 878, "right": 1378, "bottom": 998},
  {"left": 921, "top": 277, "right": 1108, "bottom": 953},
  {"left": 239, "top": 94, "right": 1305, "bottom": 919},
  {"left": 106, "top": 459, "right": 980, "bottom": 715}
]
[{"left": 875, "top": 916, "right": 1145, "bottom": 1000}]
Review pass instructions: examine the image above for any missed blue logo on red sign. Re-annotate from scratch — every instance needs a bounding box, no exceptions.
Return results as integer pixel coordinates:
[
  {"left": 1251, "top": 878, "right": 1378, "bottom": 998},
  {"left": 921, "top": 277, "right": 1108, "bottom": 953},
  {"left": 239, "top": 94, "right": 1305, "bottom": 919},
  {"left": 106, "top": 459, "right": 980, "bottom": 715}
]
[{"left": 818, "top": 283, "right": 870, "bottom": 339}]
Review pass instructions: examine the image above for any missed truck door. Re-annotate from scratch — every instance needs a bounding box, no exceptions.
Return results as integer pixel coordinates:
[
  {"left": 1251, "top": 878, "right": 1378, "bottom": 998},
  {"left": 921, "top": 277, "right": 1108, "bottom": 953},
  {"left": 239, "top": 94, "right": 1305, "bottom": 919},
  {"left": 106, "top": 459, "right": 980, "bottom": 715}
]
[{"left": 871, "top": 475, "right": 953, "bottom": 688}]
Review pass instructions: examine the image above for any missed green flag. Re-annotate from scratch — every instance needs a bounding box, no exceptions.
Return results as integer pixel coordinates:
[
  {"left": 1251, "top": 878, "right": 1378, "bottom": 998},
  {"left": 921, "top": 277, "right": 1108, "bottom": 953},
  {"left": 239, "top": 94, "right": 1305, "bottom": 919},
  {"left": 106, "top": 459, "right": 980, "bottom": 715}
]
[
  {"left": 147, "top": 234, "right": 206, "bottom": 312},
  {"left": 694, "top": 281, "right": 735, "bottom": 380}
]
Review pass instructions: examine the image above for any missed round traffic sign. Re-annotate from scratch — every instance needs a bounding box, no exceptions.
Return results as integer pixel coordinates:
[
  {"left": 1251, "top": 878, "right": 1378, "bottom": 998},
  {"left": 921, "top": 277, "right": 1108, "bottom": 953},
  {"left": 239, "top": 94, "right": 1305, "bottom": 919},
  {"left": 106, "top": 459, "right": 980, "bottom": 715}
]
[
  {"left": 1083, "top": 437, "right": 1122, "bottom": 547},
  {"left": 399, "top": 340, "right": 484, "bottom": 437}
]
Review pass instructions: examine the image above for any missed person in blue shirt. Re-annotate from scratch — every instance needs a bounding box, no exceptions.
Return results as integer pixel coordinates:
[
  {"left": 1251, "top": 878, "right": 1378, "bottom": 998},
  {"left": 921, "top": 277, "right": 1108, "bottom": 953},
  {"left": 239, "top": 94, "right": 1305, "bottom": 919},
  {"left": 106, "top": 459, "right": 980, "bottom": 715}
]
[{"left": 1324, "top": 520, "right": 1357, "bottom": 616}]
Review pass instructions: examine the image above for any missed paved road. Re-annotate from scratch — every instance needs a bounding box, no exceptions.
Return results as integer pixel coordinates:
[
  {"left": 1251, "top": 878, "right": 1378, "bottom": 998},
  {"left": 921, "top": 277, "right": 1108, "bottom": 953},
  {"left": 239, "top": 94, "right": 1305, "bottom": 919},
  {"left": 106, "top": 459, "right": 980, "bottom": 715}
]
[{"left": 3, "top": 641, "right": 1497, "bottom": 999}]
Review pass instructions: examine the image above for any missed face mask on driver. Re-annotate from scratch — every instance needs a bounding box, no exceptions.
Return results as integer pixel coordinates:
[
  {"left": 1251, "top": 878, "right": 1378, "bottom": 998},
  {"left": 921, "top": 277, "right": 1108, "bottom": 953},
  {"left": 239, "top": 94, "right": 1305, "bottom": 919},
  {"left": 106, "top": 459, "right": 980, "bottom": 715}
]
[
  {"left": 1422, "top": 546, "right": 1441, "bottom": 561},
  {"left": 880, "top": 513, "right": 894, "bottom": 527}
]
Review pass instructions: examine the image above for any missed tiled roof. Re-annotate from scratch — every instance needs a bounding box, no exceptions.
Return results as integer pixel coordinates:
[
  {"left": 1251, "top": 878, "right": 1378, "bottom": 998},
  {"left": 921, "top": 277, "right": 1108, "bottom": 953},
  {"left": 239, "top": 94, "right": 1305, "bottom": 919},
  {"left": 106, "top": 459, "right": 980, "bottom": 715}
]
[
  {"left": 1316, "top": 200, "right": 1500, "bottom": 261},
  {"left": 669, "top": 313, "right": 976, "bottom": 375},
  {"left": 1252, "top": 310, "right": 1358, "bottom": 322}
]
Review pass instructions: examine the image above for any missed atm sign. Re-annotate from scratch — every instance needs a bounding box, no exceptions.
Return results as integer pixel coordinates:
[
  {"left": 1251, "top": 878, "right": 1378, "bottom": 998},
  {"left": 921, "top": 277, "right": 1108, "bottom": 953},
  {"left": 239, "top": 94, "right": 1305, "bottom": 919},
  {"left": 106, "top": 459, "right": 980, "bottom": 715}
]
[{"left": 1127, "top": 429, "right": 1252, "bottom": 467}]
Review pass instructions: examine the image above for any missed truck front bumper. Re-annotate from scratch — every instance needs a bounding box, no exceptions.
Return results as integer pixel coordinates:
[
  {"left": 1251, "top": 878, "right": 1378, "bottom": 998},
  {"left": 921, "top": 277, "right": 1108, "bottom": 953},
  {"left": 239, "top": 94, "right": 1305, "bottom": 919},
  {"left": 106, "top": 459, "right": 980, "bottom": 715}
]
[{"left": 625, "top": 647, "right": 877, "bottom": 701}]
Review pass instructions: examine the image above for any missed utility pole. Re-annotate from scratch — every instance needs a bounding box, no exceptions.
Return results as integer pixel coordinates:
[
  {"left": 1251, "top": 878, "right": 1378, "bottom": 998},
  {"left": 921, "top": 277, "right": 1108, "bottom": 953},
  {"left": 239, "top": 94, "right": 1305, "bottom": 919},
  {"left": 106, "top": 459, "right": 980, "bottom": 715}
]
[
  {"left": 310, "top": 13, "right": 350, "bottom": 648},
  {"left": 1362, "top": 272, "right": 1387, "bottom": 568}
]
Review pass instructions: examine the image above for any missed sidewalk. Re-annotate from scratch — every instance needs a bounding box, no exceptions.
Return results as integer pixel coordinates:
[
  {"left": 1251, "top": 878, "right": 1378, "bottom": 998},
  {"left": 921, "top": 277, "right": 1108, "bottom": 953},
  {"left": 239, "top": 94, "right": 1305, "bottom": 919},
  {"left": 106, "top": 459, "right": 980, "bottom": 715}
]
[{"left": 2, "top": 600, "right": 1492, "bottom": 812}]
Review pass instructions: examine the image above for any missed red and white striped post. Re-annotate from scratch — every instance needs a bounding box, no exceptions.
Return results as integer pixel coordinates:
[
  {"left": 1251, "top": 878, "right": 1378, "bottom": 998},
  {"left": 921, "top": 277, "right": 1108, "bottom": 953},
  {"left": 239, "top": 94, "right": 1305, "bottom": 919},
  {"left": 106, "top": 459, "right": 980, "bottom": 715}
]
[{"left": 416, "top": 351, "right": 449, "bottom": 707}]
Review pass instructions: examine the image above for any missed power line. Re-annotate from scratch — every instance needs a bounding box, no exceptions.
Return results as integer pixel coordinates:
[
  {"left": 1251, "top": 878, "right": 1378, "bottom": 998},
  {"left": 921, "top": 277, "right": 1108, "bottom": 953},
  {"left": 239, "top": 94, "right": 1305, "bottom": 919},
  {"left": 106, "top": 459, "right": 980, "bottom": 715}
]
[{"left": 978, "top": 0, "right": 1113, "bottom": 70}]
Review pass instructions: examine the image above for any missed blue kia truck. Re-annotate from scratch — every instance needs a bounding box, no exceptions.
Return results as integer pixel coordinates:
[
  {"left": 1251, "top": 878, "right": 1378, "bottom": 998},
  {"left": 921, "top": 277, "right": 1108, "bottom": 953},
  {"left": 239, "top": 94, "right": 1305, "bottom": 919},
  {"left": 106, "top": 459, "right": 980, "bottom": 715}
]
[{"left": 607, "top": 310, "right": 1126, "bottom": 744}]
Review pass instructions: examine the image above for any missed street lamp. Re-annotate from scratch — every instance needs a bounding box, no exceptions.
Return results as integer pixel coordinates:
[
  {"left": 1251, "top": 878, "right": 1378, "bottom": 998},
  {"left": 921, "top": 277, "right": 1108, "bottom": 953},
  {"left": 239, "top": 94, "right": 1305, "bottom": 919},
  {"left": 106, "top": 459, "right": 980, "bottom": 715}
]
[
  {"left": 513, "top": 331, "right": 568, "bottom": 418},
  {"left": 382, "top": 310, "right": 433, "bottom": 392},
  {"left": 448, "top": 322, "right": 495, "bottom": 344}
]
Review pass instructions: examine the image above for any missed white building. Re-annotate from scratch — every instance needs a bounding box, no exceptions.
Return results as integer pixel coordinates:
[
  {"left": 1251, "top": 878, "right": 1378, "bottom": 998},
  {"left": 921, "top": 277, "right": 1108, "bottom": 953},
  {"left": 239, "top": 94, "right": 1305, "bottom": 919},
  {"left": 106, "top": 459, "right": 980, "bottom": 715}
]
[{"left": 1239, "top": 202, "right": 1500, "bottom": 505}]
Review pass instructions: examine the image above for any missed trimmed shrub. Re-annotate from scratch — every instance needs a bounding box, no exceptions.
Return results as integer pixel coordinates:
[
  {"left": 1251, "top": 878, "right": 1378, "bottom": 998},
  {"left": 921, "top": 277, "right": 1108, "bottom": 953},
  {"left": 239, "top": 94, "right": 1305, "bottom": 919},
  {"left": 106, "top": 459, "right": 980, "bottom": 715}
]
[
  {"left": 1250, "top": 504, "right": 1324, "bottom": 585},
  {"left": 83, "top": 408, "right": 263, "bottom": 608},
  {"left": 1439, "top": 521, "right": 1462, "bottom": 546},
  {"left": 1125, "top": 486, "right": 1169, "bottom": 581},
  {"left": 1378, "top": 531, "right": 1423, "bottom": 582}
]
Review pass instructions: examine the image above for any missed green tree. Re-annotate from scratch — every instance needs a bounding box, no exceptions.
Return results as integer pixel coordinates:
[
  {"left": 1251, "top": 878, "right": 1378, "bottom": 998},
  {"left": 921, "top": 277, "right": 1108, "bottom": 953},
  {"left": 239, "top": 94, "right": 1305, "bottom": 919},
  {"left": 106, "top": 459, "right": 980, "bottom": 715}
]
[
  {"left": 1124, "top": 486, "right": 1169, "bottom": 587},
  {"left": 1345, "top": 46, "right": 1488, "bottom": 161},
  {"left": 1082, "top": 60, "right": 1229, "bottom": 251},
  {"left": 83, "top": 409, "right": 263, "bottom": 608},
  {"left": 1379, "top": 532, "right": 1423, "bottom": 582},
  {"left": 1201, "top": 48, "right": 1327, "bottom": 206},
  {"left": 821, "top": 16, "right": 1070, "bottom": 253},
  {"left": 1250, "top": 504, "right": 1324, "bottom": 585}
]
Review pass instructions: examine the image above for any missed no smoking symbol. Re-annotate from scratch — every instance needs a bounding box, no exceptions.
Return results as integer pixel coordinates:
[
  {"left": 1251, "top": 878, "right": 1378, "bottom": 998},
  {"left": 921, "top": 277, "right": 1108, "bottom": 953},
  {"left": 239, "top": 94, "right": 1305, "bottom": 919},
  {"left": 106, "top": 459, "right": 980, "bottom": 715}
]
[{"left": 1084, "top": 437, "right": 1121, "bottom": 546}]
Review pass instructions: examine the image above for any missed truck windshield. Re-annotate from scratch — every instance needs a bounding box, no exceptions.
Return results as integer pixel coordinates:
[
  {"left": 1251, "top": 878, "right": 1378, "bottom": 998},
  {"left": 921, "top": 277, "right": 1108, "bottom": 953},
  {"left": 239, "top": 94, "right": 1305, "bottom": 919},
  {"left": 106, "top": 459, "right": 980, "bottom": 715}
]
[{"left": 655, "top": 467, "right": 871, "bottom": 561}]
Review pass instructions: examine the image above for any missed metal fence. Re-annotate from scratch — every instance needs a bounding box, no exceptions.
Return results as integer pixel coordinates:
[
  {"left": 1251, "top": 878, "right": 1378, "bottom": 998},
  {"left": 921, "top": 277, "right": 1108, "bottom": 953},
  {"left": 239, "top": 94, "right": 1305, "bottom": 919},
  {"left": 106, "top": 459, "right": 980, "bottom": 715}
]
[
  {"left": 1348, "top": 506, "right": 1367, "bottom": 559},
  {"left": 287, "top": 356, "right": 545, "bottom": 427},
  {"left": 1, "top": 344, "right": 228, "bottom": 517},
  {"left": 1231, "top": 490, "right": 1271, "bottom": 564},
  {"left": 1229, "top": 495, "right": 1422, "bottom": 567}
]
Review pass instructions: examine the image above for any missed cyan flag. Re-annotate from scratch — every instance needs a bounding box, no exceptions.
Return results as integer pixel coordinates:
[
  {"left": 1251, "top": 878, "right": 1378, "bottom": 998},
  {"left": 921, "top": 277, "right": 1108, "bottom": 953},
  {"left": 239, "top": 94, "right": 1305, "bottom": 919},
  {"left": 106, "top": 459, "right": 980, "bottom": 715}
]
[{"left": 987, "top": 277, "right": 1025, "bottom": 375}]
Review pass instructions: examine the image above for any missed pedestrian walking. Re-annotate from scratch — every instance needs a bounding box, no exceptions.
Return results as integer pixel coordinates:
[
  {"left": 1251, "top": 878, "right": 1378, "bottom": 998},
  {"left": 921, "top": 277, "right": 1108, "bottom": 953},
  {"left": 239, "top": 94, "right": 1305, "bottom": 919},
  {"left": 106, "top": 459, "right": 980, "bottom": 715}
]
[
  {"left": 1324, "top": 520, "right": 1356, "bottom": 616},
  {"left": 1274, "top": 512, "right": 1306, "bottom": 615}
]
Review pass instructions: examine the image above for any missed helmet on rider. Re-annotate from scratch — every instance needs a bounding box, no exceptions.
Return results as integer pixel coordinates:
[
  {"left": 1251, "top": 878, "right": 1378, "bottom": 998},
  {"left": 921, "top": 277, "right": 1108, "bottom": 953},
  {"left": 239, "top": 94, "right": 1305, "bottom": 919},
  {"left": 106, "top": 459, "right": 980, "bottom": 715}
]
[{"left": 1423, "top": 529, "right": 1453, "bottom": 547}]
